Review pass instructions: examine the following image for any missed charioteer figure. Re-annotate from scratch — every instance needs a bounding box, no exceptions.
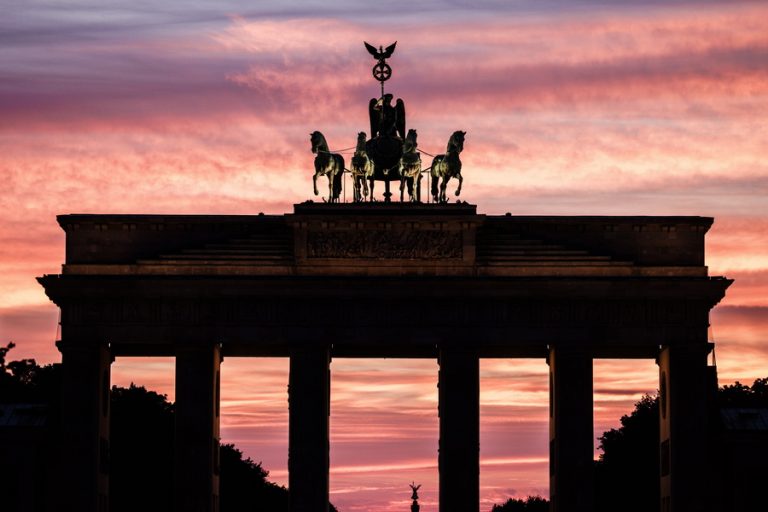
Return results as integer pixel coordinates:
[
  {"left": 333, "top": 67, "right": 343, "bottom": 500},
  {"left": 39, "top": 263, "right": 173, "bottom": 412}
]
[{"left": 369, "top": 93, "right": 406, "bottom": 140}]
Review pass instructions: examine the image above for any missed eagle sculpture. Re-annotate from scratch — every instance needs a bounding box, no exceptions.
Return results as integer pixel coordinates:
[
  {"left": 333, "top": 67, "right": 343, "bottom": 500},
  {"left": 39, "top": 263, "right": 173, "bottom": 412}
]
[{"left": 364, "top": 41, "right": 397, "bottom": 61}]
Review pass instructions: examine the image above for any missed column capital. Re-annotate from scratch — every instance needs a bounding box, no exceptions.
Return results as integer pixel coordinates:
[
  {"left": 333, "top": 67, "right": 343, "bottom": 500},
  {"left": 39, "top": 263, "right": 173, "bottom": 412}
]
[
  {"left": 290, "top": 342, "right": 332, "bottom": 353},
  {"left": 174, "top": 342, "right": 223, "bottom": 361},
  {"left": 56, "top": 338, "right": 110, "bottom": 353},
  {"left": 656, "top": 342, "right": 712, "bottom": 367}
]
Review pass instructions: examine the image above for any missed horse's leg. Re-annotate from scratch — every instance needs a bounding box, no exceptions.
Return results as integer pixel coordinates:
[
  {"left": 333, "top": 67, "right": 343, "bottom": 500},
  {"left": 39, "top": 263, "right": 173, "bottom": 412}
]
[
  {"left": 455, "top": 172, "right": 463, "bottom": 196},
  {"left": 415, "top": 176, "right": 421, "bottom": 203},
  {"left": 441, "top": 177, "right": 448, "bottom": 203},
  {"left": 327, "top": 174, "right": 334, "bottom": 203},
  {"left": 335, "top": 169, "right": 343, "bottom": 203},
  {"left": 400, "top": 178, "right": 405, "bottom": 202},
  {"left": 358, "top": 176, "right": 364, "bottom": 202},
  {"left": 369, "top": 178, "right": 375, "bottom": 202},
  {"left": 313, "top": 172, "right": 319, "bottom": 196}
]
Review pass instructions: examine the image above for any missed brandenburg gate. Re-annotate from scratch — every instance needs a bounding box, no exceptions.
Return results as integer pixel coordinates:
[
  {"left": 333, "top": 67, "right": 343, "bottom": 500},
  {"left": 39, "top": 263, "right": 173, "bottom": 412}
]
[{"left": 38, "top": 202, "right": 730, "bottom": 512}]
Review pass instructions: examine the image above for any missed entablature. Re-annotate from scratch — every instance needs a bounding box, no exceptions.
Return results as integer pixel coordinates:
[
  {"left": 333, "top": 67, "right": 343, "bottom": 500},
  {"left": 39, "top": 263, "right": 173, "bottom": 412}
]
[{"left": 54, "top": 203, "right": 714, "bottom": 278}]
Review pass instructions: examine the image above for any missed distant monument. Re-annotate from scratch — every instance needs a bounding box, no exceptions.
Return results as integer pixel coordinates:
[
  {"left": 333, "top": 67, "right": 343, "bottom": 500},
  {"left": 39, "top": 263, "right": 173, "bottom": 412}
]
[{"left": 410, "top": 482, "right": 421, "bottom": 512}]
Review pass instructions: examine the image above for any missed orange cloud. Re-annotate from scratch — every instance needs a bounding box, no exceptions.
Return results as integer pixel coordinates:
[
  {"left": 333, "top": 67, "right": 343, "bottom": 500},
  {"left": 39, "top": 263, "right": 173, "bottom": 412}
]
[{"left": 3, "top": 2, "right": 768, "bottom": 510}]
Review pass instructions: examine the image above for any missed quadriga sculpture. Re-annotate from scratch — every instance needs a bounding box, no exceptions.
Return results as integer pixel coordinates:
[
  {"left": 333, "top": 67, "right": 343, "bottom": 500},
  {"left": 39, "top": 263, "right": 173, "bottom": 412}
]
[
  {"left": 431, "top": 130, "right": 466, "bottom": 203},
  {"left": 399, "top": 129, "right": 422, "bottom": 202},
  {"left": 350, "top": 132, "right": 374, "bottom": 202},
  {"left": 310, "top": 131, "right": 345, "bottom": 203}
]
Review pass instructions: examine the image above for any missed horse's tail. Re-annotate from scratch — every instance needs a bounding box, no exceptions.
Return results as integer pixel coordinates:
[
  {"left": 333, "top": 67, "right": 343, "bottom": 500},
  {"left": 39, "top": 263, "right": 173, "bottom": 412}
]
[
  {"left": 431, "top": 156, "right": 443, "bottom": 197},
  {"left": 333, "top": 154, "right": 345, "bottom": 198}
]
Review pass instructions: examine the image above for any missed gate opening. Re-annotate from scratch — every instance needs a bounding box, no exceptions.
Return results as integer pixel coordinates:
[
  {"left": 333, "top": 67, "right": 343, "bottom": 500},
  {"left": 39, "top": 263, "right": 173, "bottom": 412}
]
[{"left": 330, "top": 358, "right": 439, "bottom": 512}]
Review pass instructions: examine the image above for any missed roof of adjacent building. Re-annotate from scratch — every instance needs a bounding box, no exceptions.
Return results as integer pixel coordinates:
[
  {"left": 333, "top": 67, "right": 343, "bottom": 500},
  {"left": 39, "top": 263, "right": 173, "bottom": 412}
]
[
  {"left": 0, "top": 403, "right": 48, "bottom": 428},
  {"left": 720, "top": 408, "right": 768, "bottom": 431}
]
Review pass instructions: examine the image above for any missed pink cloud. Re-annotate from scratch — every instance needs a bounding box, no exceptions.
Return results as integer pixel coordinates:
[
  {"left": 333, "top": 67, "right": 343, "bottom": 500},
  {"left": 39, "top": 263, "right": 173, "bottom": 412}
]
[{"left": 3, "top": 2, "right": 767, "bottom": 510}]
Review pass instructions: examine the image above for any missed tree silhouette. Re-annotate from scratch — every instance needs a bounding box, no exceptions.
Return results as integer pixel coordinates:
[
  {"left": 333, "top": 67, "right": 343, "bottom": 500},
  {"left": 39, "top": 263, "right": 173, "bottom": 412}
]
[
  {"left": 110, "top": 384, "right": 175, "bottom": 512},
  {"left": 719, "top": 377, "right": 768, "bottom": 407},
  {"left": 594, "top": 379, "right": 768, "bottom": 512},
  {"left": 110, "top": 384, "right": 342, "bottom": 512},
  {"left": 491, "top": 495, "right": 548, "bottom": 511},
  {"left": 0, "top": 342, "right": 61, "bottom": 407},
  {"left": 594, "top": 394, "right": 659, "bottom": 512},
  {"left": 1, "top": 344, "right": 338, "bottom": 512},
  {"left": 219, "top": 443, "right": 296, "bottom": 512},
  {"left": 111, "top": 385, "right": 340, "bottom": 511}
]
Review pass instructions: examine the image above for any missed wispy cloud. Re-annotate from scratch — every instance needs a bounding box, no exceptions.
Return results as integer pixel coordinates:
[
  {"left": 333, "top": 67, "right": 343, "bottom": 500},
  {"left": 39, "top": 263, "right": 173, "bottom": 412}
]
[{"left": 3, "top": 1, "right": 767, "bottom": 510}]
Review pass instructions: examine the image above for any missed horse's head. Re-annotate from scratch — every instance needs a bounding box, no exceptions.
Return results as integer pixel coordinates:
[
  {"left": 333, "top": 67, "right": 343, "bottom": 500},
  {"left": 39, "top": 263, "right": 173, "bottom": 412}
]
[
  {"left": 310, "top": 131, "right": 324, "bottom": 154},
  {"left": 404, "top": 129, "right": 418, "bottom": 153},
  {"left": 356, "top": 132, "right": 367, "bottom": 150},
  {"left": 448, "top": 130, "right": 466, "bottom": 153}
]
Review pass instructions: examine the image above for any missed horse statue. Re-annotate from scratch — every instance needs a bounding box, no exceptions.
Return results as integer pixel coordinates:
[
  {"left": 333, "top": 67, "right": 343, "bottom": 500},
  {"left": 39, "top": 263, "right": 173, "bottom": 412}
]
[
  {"left": 399, "top": 129, "right": 422, "bottom": 202},
  {"left": 430, "top": 130, "right": 466, "bottom": 203},
  {"left": 350, "top": 132, "right": 374, "bottom": 202},
  {"left": 310, "top": 131, "right": 345, "bottom": 203}
]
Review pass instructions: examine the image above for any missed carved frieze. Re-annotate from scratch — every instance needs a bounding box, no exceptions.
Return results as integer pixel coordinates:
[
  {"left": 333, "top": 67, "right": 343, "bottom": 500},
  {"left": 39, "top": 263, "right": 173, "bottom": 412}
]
[{"left": 306, "top": 230, "right": 462, "bottom": 259}]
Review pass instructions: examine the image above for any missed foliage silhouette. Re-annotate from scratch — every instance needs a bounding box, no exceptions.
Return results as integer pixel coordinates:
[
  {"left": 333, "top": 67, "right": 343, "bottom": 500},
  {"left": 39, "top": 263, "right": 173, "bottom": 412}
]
[
  {"left": 594, "top": 394, "right": 659, "bottom": 512},
  {"left": 594, "top": 378, "right": 768, "bottom": 512},
  {"left": 490, "top": 495, "right": 548, "bottom": 511},
  {"left": 1, "top": 344, "right": 338, "bottom": 512},
  {"left": 110, "top": 384, "right": 175, "bottom": 512},
  {"left": 718, "top": 377, "right": 768, "bottom": 407},
  {"left": 111, "top": 384, "right": 340, "bottom": 511},
  {"left": 0, "top": 342, "right": 61, "bottom": 409}
]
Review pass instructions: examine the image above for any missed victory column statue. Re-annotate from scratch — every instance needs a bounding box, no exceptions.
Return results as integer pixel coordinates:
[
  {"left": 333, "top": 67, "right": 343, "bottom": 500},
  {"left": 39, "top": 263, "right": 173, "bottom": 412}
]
[{"left": 409, "top": 482, "right": 421, "bottom": 512}]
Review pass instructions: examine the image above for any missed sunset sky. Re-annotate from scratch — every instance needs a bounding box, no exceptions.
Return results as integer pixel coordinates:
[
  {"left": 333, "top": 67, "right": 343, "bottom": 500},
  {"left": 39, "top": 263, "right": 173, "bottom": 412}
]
[{"left": 1, "top": 1, "right": 767, "bottom": 510}]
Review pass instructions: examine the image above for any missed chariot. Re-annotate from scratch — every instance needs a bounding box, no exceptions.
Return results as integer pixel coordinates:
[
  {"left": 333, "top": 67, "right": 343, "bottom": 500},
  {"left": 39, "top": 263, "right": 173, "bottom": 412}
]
[{"left": 311, "top": 42, "right": 466, "bottom": 203}]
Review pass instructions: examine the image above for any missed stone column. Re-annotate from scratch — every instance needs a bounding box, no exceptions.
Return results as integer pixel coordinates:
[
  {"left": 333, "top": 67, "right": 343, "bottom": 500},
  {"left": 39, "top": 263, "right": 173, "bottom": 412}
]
[
  {"left": 174, "top": 344, "right": 222, "bottom": 512},
  {"left": 548, "top": 345, "right": 594, "bottom": 512},
  {"left": 289, "top": 346, "right": 330, "bottom": 512},
  {"left": 56, "top": 339, "right": 112, "bottom": 512},
  {"left": 658, "top": 344, "right": 710, "bottom": 512},
  {"left": 438, "top": 347, "right": 479, "bottom": 512}
]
